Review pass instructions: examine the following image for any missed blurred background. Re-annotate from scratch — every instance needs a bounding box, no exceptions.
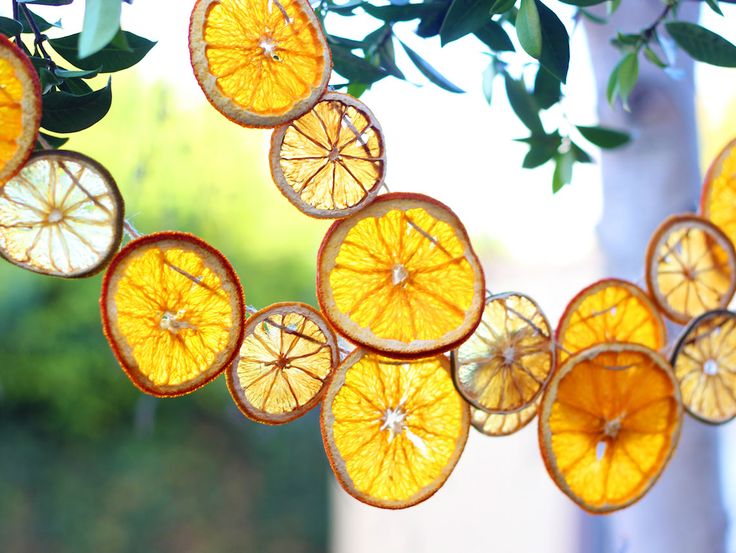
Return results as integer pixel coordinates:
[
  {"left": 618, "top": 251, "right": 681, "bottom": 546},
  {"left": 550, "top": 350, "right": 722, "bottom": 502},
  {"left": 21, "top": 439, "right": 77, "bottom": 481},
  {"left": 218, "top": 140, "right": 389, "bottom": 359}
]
[{"left": 0, "top": 1, "right": 735, "bottom": 552}]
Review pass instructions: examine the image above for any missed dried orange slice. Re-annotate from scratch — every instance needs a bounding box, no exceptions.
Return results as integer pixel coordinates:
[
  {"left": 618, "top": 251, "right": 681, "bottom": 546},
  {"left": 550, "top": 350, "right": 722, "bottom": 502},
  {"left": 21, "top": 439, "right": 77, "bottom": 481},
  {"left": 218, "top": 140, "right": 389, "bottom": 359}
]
[
  {"left": 471, "top": 396, "right": 539, "bottom": 437},
  {"left": 270, "top": 92, "right": 386, "bottom": 219},
  {"left": 645, "top": 214, "right": 736, "bottom": 324},
  {"left": 189, "top": 0, "right": 331, "bottom": 128},
  {"left": 0, "top": 151, "right": 124, "bottom": 277},
  {"left": 321, "top": 350, "right": 470, "bottom": 509},
  {"left": 101, "top": 232, "right": 245, "bottom": 397},
  {"left": 452, "top": 292, "right": 553, "bottom": 413},
  {"left": 0, "top": 35, "right": 41, "bottom": 185},
  {"left": 317, "top": 192, "right": 485, "bottom": 359},
  {"left": 227, "top": 302, "right": 338, "bottom": 424},
  {"left": 556, "top": 279, "right": 666, "bottom": 364},
  {"left": 539, "top": 343, "right": 682, "bottom": 513},
  {"left": 701, "top": 138, "right": 736, "bottom": 246},
  {"left": 671, "top": 309, "right": 736, "bottom": 424}
]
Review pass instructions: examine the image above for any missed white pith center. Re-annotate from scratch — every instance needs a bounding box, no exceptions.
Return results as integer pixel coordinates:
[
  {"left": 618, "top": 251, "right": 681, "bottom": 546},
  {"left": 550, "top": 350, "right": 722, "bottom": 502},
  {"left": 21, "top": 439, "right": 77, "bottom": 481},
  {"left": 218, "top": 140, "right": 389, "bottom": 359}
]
[
  {"left": 381, "top": 406, "right": 406, "bottom": 438},
  {"left": 704, "top": 359, "right": 719, "bottom": 376},
  {"left": 48, "top": 208, "right": 63, "bottom": 224},
  {"left": 328, "top": 148, "right": 341, "bottom": 162},
  {"left": 259, "top": 37, "right": 278, "bottom": 60},
  {"left": 160, "top": 310, "right": 197, "bottom": 334},
  {"left": 502, "top": 345, "right": 516, "bottom": 366},
  {"left": 603, "top": 418, "right": 622, "bottom": 439},
  {"left": 392, "top": 264, "right": 409, "bottom": 286}
]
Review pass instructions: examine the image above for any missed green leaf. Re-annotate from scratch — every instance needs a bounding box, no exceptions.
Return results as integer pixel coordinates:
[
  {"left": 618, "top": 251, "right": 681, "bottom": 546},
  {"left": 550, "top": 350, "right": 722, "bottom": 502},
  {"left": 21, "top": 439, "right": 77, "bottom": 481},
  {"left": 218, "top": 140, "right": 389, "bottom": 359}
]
[
  {"left": 533, "top": 66, "right": 560, "bottom": 109},
  {"left": 557, "top": 0, "right": 606, "bottom": 5},
  {"left": 49, "top": 32, "right": 156, "bottom": 73},
  {"left": 607, "top": 52, "right": 638, "bottom": 107},
  {"left": 20, "top": 8, "right": 59, "bottom": 33},
  {"left": 643, "top": 45, "right": 667, "bottom": 68},
  {"left": 17, "top": 0, "right": 73, "bottom": 5},
  {"left": 535, "top": 0, "right": 570, "bottom": 83},
  {"left": 362, "top": 3, "right": 441, "bottom": 21},
  {"left": 416, "top": 0, "right": 451, "bottom": 38},
  {"left": 489, "top": 0, "right": 516, "bottom": 14},
  {"left": 399, "top": 40, "right": 465, "bottom": 93},
  {"left": 666, "top": 22, "right": 736, "bottom": 68},
  {"left": 440, "top": 0, "right": 493, "bottom": 45},
  {"left": 347, "top": 82, "right": 370, "bottom": 98},
  {"left": 503, "top": 73, "right": 543, "bottom": 134},
  {"left": 571, "top": 142, "right": 592, "bottom": 163},
  {"left": 53, "top": 67, "right": 100, "bottom": 79},
  {"left": 0, "top": 17, "right": 22, "bottom": 38},
  {"left": 482, "top": 62, "right": 496, "bottom": 105},
  {"left": 474, "top": 21, "right": 514, "bottom": 52},
  {"left": 331, "top": 44, "right": 388, "bottom": 84},
  {"left": 576, "top": 125, "right": 630, "bottom": 148},
  {"left": 518, "top": 133, "right": 561, "bottom": 168},
  {"left": 79, "top": 0, "right": 122, "bottom": 59},
  {"left": 552, "top": 149, "right": 574, "bottom": 193},
  {"left": 516, "top": 0, "right": 542, "bottom": 58},
  {"left": 41, "top": 79, "right": 112, "bottom": 133},
  {"left": 704, "top": 0, "right": 723, "bottom": 16}
]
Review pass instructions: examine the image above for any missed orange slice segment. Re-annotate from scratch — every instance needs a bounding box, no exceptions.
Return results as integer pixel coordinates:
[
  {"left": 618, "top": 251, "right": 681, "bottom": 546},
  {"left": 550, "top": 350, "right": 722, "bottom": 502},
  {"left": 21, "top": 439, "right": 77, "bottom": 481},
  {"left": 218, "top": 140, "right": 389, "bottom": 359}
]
[
  {"left": 0, "top": 35, "right": 41, "bottom": 185},
  {"left": 317, "top": 192, "right": 486, "bottom": 359},
  {"left": 0, "top": 151, "right": 124, "bottom": 277},
  {"left": 452, "top": 292, "right": 554, "bottom": 413},
  {"left": 671, "top": 309, "right": 736, "bottom": 424},
  {"left": 700, "top": 138, "right": 736, "bottom": 247},
  {"left": 189, "top": 0, "right": 331, "bottom": 128},
  {"left": 321, "top": 350, "right": 470, "bottom": 509},
  {"left": 556, "top": 278, "right": 667, "bottom": 364},
  {"left": 539, "top": 343, "right": 682, "bottom": 513},
  {"left": 101, "top": 232, "right": 245, "bottom": 397},
  {"left": 227, "top": 302, "right": 338, "bottom": 424},
  {"left": 270, "top": 92, "right": 386, "bottom": 219},
  {"left": 471, "top": 397, "right": 539, "bottom": 437},
  {"left": 645, "top": 214, "right": 736, "bottom": 324}
]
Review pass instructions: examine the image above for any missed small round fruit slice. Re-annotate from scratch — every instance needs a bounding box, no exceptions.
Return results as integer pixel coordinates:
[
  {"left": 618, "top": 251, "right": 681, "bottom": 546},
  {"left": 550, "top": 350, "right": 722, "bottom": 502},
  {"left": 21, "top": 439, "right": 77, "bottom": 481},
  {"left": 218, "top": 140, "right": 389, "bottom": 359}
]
[
  {"left": 321, "top": 350, "right": 470, "bottom": 509},
  {"left": 0, "top": 151, "right": 124, "bottom": 277},
  {"left": 700, "top": 138, "right": 736, "bottom": 246},
  {"left": 471, "top": 397, "right": 540, "bottom": 437},
  {"left": 556, "top": 278, "right": 666, "bottom": 364},
  {"left": 0, "top": 35, "right": 41, "bottom": 185},
  {"left": 539, "top": 343, "right": 682, "bottom": 513},
  {"left": 270, "top": 92, "right": 386, "bottom": 219},
  {"left": 227, "top": 302, "right": 338, "bottom": 424},
  {"left": 671, "top": 309, "right": 736, "bottom": 424},
  {"left": 189, "top": 0, "right": 331, "bottom": 128},
  {"left": 452, "top": 292, "right": 553, "bottom": 414},
  {"left": 101, "top": 232, "right": 245, "bottom": 397},
  {"left": 317, "top": 192, "right": 485, "bottom": 359},
  {"left": 645, "top": 214, "right": 736, "bottom": 324}
]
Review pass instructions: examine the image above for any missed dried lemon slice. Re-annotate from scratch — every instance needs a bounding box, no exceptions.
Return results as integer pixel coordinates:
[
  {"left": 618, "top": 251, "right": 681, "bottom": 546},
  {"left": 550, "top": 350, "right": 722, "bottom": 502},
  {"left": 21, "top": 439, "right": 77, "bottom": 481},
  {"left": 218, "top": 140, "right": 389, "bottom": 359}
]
[{"left": 471, "top": 397, "right": 539, "bottom": 437}]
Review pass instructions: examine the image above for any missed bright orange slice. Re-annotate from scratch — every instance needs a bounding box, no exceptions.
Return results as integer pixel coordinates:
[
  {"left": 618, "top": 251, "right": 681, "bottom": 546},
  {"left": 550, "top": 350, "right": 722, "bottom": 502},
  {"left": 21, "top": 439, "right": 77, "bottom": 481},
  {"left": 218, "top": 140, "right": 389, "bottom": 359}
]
[
  {"left": 0, "top": 35, "right": 41, "bottom": 185},
  {"left": 0, "top": 151, "right": 124, "bottom": 277},
  {"left": 700, "top": 138, "right": 736, "bottom": 247},
  {"left": 539, "top": 343, "right": 682, "bottom": 513},
  {"left": 556, "top": 278, "right": 666, "bottom": 364},
  {"left": 452, "top": 292, "right": 554, "bottom": 413},
  {"left": 471, "top": 397, "right": 539, "bottom": 437},
  {"left": 101, "top": 232, "right": 245, "bottom": 397},
  {"left": 227, "top": 302, "right": 338, "bottom": 424},
  {"left": 645, "top": 214, "right": 736, "bottom": 324},
  {"left": 270, "top": 92, "right": 386, "bottom": 219},
  {"left": 317, "top": 192, "right": 486, "bottom": 359},
  {"left": 321, "top": 350, "right": 470, "bottom": 509},
  {"left": 189, "top": 0, "right": 332, "bottom": 128},
  {"left": 671, "top": 309, "right": 736, "bottom": 424}
]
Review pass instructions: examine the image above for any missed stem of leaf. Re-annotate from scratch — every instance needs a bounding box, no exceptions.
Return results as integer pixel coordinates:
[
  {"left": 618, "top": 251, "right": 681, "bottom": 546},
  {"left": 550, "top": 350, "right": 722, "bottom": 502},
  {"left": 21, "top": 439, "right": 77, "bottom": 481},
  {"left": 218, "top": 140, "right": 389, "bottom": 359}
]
[
  {"left": 11, "top": 0, "right": 21, "bottom": 47},
  {"left": 18, "top": 3, "right": 56, "bottom": 70}
]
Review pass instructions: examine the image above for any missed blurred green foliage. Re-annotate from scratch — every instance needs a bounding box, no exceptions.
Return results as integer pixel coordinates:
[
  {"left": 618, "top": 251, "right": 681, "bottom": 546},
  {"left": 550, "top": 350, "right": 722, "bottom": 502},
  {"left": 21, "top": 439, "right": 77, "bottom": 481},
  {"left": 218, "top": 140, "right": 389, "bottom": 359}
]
[{"left": 0, "top": 73, "right": 331, "bottom": 552}]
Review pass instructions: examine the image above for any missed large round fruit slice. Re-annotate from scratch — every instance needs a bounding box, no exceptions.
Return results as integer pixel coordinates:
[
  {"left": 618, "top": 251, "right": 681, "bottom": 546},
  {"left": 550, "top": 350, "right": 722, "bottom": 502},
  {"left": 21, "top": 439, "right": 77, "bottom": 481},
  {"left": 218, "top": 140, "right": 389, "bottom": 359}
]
[
  {"left": 101, "top": 232, "right": 245, "bottom": 397},
  {"left": 227, "top": 302, "right": 338, "bottom": 424},
  {"left": 700, "top": 138, "right": 736, "bottom": 247},
  {"left": 645, "top": 214, "right": 736, "bottom": 324},
  {"left": 471, "top": 397, "right": 539, "bottom": 437},
  {"left": 189, "top": 0, "right": 331, "bottom": 128},
  {"left": 539, "top": 343, "right": 682, "bottom": 513},
  {"left": 671, "top": 309, "right": 736, "bottom": 424},
  {"left": 0, "top": 35, "right": 41, "bottom": 185},
  {"left": 452, "top": 292, "right": 553, "bottom": 413},
  {"left": 270, "top": 92, "right": 386, "bottom": 219},
  {"left": 321, "top": 350, "right": 470, "bottom": 509},
  {"left": 317, "top": 192, "right": 485, "bottom": 359},
  {"left": 556, "top": 278, "right": 666, "bottom": 364},
  {"left": 0, "top": 151, "right": 124, "bottom": 277}
]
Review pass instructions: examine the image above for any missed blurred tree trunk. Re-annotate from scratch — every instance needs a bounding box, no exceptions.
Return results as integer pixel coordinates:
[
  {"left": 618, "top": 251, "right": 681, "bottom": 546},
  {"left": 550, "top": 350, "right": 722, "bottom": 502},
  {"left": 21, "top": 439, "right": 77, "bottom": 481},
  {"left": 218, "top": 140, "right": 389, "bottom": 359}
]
[{"left": 583, "top": 3, "right": 728, "bottom": 552}]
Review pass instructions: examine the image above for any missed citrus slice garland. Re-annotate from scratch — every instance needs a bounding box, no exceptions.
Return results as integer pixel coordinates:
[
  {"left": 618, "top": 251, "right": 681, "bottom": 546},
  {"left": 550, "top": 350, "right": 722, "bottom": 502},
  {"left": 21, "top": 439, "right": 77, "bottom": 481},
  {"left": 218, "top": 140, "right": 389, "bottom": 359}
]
[
  {"left": 556, "top": 278, "right": 666, "bottom": 364},
  {"left": 539, "top": 343, "right": 682, "bottom": 513},
  {"left": 317, "top": 192, "right": 486, "bottom": 359},
  {"left": 227, "top": 302, "right": 338, "bottom": 424},
  {"left": 189, "top": 0, "right": 331, "bottom": 128},
  {"left": 471, "top": 397, "right": 540, "bottom": 437},
  {"left": 645, "top": 214, "right": 736, "bottom": 325},
  {"left": 101, "top": 232, "right": 245, "bottom": 397},
  {"left": 671, "top": 309, "right": 736, "bottom": 424},
  {"left": 321, "top": 350, "right": 470, "bottom": 509},
  {"left": 701, "top": 138, "right": 736, "bottom": 247},
  {"left": 0, "top": 35, "right": 42, "bottom": 186},
  {"left": 270, "top": 92, "right": 386, "bottom": 218},
  {"left": 452, "top": 292, "right": 554, "bottom": 414},
  {"left": 0, "top": 151, "right": 124, "bottom": 277}
]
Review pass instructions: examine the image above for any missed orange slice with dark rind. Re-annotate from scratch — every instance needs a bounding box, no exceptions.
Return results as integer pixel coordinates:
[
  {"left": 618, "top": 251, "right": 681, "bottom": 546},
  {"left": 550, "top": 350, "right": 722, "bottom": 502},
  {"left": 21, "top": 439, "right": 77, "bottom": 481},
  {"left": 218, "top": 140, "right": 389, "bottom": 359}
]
[
  {"left": 645, "top": 214, "right": 736, "bottom": 325},
  {"left": 101, "top": 231, "right": 245, "bottom": 397},
  {"left": 270, "top": 92, "right": 386, "bottom": 219},
  {"left": 227, "top": 302, "right": 339, "bottom": 425},
  {"left": 321, "top": 350, "right": 470, "bottom": 509},
  {"left": 189, "top": 0, "right": 332, "bottom": 128},
  {"left": 317, "top": 192, "right": 486, "bottom": 359},
  {"left": 700, "top": 138, "right": 736, "bottom": 247},
  {"left": 0, "top": 151, "right": 124, "bottom": 277},
  {"left": 471, "top": 397, "right": 539, "bottom": 437},
  {"left": 539, "top": 343, "right": 682, "bottom": 513}
]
